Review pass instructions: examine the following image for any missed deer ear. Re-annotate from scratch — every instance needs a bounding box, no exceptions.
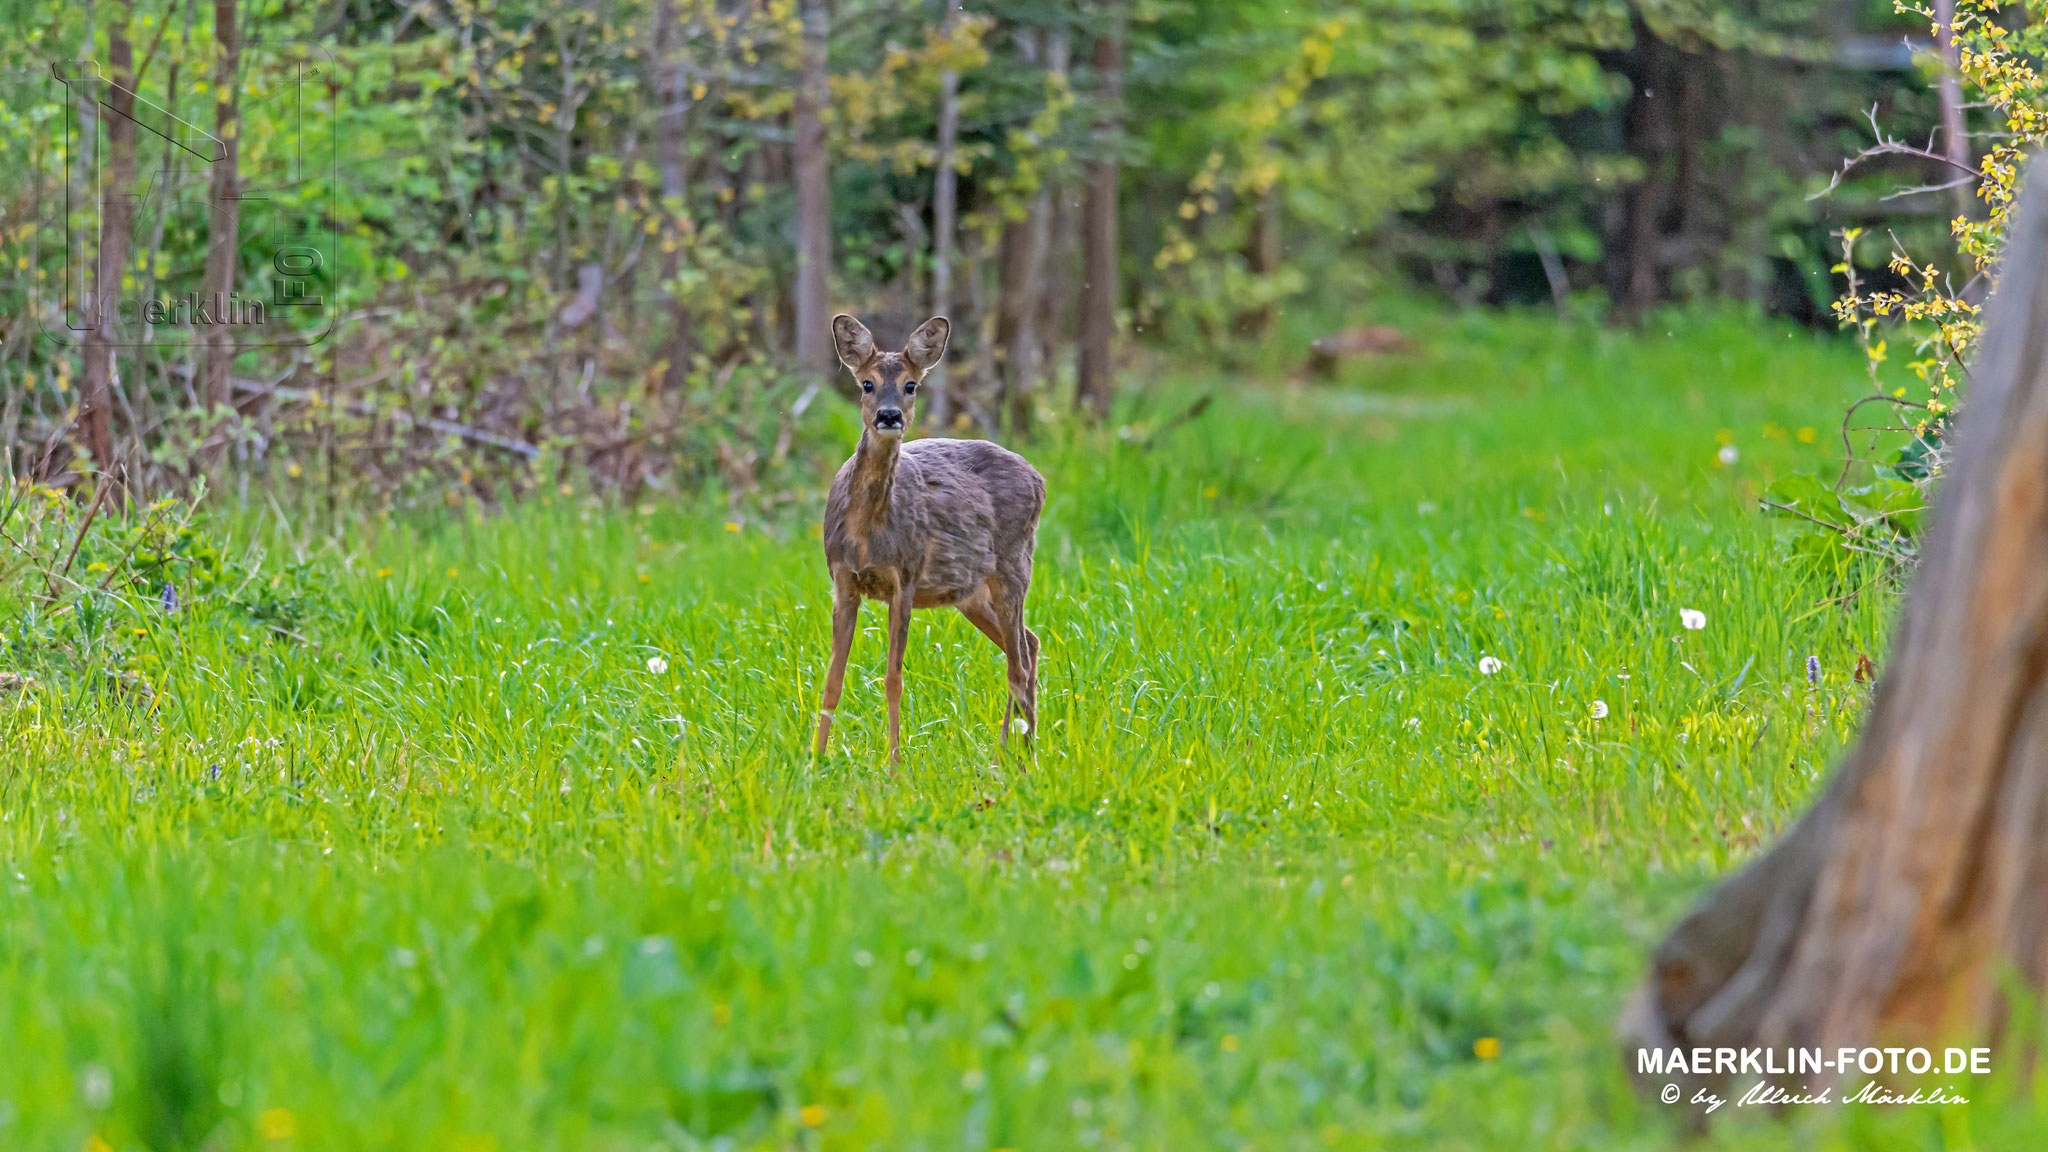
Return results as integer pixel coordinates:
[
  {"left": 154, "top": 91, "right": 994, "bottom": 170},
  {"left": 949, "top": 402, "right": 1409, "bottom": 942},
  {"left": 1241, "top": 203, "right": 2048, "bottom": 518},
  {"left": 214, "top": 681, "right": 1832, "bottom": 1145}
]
[
  {"left": 832, "top": 314, "right": 877, "bottom": 371},
  {"left": 903, "top": 316, "right": 951, "bottom": 371}
]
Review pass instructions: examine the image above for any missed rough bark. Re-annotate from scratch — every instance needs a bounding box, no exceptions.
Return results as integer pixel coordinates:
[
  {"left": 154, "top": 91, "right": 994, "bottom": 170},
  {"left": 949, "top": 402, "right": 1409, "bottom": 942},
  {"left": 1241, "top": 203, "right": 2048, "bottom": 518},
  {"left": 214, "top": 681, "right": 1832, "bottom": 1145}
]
[
  {"left": 199, "top": 0, "right": 241, "bottom": 475},
  {"left": 1626, "top": 162, "right": 2048, "bottom": 1083},
  {"left": 1075, "top": 4, "right": 1123, "bottom": 421},
  {"left": 926, "top": 0, "right": 964, "bottom": 431},
  {"left": 792, "top": 0, "right": 837, "bottom": 397},
  {"left": 80, "top": 0, "right": 138, "bottom": 485}
]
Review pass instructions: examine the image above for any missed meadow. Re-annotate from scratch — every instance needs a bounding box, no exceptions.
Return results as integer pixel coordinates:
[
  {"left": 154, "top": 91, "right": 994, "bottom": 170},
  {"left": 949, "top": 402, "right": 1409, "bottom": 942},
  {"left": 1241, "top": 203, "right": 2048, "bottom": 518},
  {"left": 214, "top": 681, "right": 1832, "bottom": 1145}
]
[{"left": 4, "top": 308, "right": 2031, "bottom": 1150}]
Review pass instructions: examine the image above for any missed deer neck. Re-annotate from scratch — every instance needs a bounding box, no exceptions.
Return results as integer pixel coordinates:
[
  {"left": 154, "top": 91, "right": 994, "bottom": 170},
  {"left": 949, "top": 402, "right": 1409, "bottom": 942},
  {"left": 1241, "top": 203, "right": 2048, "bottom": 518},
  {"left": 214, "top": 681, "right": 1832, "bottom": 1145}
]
[{"left": 847, "top": 431, "right": 902, "bottom": 535}]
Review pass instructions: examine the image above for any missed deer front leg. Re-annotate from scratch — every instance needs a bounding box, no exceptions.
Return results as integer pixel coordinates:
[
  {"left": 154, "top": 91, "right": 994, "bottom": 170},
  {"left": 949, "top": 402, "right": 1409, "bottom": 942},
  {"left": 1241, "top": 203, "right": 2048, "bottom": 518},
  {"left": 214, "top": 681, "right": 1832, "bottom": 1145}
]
[
  {"left": 884, "top": 587, "right": 914, "bottom": 764},
  {"left": 814, "top": 584, "right": 861, "bottom": 756}
]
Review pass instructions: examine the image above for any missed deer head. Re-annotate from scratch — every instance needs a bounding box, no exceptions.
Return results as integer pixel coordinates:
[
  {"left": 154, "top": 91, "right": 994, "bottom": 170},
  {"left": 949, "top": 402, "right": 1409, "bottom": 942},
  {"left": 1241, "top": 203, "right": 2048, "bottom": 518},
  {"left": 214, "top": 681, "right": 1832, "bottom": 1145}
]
[{"left": 832, "top": 314, "right": 950, "bottom": 440}]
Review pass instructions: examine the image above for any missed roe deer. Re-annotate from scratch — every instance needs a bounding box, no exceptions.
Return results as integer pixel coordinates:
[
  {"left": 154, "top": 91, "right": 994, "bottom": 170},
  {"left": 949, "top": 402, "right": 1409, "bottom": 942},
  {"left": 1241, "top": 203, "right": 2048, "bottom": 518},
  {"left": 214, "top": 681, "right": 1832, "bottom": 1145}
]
[{"left": 813, "top": 314, "right": 1046, "bottom": 763}]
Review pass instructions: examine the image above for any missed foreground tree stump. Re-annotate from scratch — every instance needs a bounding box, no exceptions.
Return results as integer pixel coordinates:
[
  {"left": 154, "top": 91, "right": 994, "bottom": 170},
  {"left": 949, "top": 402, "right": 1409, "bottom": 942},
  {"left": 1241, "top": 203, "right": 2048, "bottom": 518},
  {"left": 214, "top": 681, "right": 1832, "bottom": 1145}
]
[{"left": 1626, "top": 162, "right": 2048, "bottom": 1073}]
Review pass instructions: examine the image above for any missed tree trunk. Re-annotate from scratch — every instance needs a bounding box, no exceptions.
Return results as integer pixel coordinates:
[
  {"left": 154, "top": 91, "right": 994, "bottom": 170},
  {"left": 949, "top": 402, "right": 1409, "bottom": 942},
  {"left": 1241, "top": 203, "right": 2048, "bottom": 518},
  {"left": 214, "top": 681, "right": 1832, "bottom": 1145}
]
[
  {"left": 1935, "top": 0, "right": 1972, "bottom": 221},
  {"left": 926, "top": 0, "right": 964, "bottom": 432},
  {"left": 996, "top": 27, "right": 1054, "bottom": 440},
  {"left": 996, "top": 207, "right": 1048, "bottom": 439},
  {"left": 651, "top": 0, "right": 694, "bottom": 392},
  {"left": 1075, "top": 4, "right": 1123, "bottom": 421},
  {"left": 1233, "top": 181, "right": 1281, "bottom": 338},
  {"left": 199, "top": 0, "right": 241, "bottom": 475},
  {"left": 1036, "top": 25, "right": 1076, "bottom": 395},
  {"left": 80, "top": 0, "right": 138, "bottom": 486},
  {"left": 1625, "top": 163, "right": 2048, "bottom": 1087},
  {"left": 791, "top": 0, "right": 837, "bottom": 396},
  {"left": 1612, "top": 15, "right": 1667, "bottom": 322}
]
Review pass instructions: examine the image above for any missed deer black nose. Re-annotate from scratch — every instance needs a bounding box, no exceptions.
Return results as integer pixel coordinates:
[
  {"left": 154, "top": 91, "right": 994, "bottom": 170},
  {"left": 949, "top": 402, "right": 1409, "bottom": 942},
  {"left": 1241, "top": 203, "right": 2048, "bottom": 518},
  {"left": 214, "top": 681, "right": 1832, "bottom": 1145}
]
[{"left": 875, "top": 408, "right": 904, "bottom": 429}]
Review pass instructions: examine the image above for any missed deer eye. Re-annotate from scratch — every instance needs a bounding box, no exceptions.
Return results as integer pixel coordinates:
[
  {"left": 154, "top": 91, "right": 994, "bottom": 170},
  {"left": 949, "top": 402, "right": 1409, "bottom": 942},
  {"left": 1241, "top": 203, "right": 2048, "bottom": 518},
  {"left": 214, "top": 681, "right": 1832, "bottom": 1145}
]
[
  {"left": 904, "top": 382, "right": 916, "bottom": 395},
  {"left": 861, "top": 381, "right": 875, "bottom": 393}
]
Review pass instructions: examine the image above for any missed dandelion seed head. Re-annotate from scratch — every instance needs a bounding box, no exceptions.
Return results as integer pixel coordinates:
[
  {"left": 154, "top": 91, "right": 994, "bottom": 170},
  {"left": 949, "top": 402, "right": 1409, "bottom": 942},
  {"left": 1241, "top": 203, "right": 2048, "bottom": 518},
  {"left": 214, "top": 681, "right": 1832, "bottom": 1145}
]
[
  {"left": 646, "top": 655, "right": 669, "bottom": 675},
  {"left": 1680, "top": 608, "right": 1707, "bottom": 631},
  {"left": 1589, "top": 699, "right": 1609, "bottom": 720},
  {"left": 1478, "top": 656, "right": 1503, "bottom": 675}
]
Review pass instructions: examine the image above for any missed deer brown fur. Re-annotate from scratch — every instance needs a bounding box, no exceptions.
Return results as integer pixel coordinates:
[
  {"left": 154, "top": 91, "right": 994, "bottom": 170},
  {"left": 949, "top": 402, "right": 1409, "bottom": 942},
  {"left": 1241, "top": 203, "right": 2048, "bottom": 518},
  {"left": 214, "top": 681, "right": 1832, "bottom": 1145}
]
[{"left": 813, "top": 314, "right": 1046, "bottom": 763}]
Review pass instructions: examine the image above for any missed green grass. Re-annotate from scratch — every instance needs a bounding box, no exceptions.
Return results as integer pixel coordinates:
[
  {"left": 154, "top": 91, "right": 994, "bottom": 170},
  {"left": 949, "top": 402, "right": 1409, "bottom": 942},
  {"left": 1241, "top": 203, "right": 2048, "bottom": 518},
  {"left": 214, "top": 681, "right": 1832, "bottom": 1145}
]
[{"left": 4, "top": 307, "right": 2036, "bottom": 1150}]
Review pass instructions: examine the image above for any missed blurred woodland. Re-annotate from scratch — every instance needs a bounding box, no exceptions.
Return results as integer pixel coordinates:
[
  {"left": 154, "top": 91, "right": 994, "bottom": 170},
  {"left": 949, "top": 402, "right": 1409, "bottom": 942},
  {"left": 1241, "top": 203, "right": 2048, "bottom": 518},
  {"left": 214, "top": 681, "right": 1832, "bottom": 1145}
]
[{"left": 0, "top": 0, "right": 2020, "bottom": 508}]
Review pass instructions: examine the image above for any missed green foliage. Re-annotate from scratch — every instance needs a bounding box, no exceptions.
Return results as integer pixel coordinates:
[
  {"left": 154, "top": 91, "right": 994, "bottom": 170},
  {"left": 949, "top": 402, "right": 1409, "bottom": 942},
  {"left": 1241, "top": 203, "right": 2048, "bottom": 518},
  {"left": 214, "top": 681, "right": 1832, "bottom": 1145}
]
[
  {"left": 1777, "top": 1, "right": 2048, "bottom": 566},
  {"left": 0, "top": 480, "right": 331, "bottom": 697},
  {"left": 0, "top": 0, "right": 1952, "bottom": 502}
]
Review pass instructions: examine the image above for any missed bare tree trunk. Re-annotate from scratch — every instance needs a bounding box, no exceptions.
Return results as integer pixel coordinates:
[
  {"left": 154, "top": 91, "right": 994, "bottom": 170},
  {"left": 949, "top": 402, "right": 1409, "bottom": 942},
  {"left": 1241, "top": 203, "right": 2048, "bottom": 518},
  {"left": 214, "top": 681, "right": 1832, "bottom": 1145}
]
[
  {"left": 1935, "top": 0, "right": 1972, "bottom": 221},
  {"left": 996, "top": 209, "right": 1048, "bottom": 438},
  {"left": 1234, "top": 181, "right": 1281, "bottom": 338},
  {"left": 1605, "top": 10, "right": 1669, "bottom": 324},
  {"left": 926, "top": 0, "right": 964, "bottom": 431},
  {"left": 1075, "top": 4, "right": 1124, "bottom": 421},
  {"left": 1037, "top": 25, "right": 1076, "bottom": 395},
  {"left": 792, "top": 0, "right": 837, "bottom": 395},
  {"left": 80, "top": 0, "right": 138, "bottom": 487},
  {"left": 651, "top": 0, "right": 694, "bottom": 392},
  {"left": 1626, "top": 163, "right": 2048, "bottom": 1088},
  {"left": 199, "top": 0, "right": 241, "bottom": 476},
  {"left": 996, "top": 27, "right": 1053, "bottom": 440}
]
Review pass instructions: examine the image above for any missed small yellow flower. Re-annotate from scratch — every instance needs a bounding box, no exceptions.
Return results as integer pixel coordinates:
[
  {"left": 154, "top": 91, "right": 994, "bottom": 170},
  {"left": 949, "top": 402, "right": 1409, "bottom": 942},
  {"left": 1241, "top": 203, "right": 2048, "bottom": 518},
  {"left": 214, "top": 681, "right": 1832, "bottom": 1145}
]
[
  {"left": 1474, "top": 1037, "right": 1501, "bottom": 1060},
  {"left": 86, "top": 1135, "right": 114, "bottom": 1152},
  {"left": 375, "top": 568, "right": 393, "bottom": 579},
  {"left": 1796, "top": 426, "right": 1816, "bottom": 444},
  {"left": 1202, "top": 485, "right": 1218, "bottom": 499},
  {"left": 258, "top": 1107, "right": 296, "bottom": 1139},
  {"left": 724, "top": 521, "right": 741, "bottom": 533},
  {"left": 799, "top": 1104, "right": 827, "bottom": 1127},
  {"left": 447, "top": 568, "right": 459, "bottom": 580},
  {"left": 132, "top": 628, "right": 147, "bottom": 637},
  {"left": 712, "top": 1003, "right": 732, "bottom": 1025},
  {"left": 1220, "top": 1034, "right": 1239, "bottom": 1052}
]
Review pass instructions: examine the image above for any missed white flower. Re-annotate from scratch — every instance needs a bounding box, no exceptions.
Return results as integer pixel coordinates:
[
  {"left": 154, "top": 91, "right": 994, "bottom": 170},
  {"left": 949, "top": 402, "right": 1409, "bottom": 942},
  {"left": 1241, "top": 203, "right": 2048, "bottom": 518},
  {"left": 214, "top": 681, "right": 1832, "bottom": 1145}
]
[
  {"left": 1589, "top": 699, "right": 1609, "bottom": 720},
  {"left": 1478, "top": 656, "right": 1503, "bottom": 675},
  {"left": 1010, "top": 716, "right": 1031, "bottom": 735},
  {"left": 646, "top": 655, "right": 669, "bottom": 675},
  {"left": 1679, "top": 608, "right": 1706, "bottom": 631},
  {"left": 1717, "top": 444, "right": 1739, "bottom": 466}
]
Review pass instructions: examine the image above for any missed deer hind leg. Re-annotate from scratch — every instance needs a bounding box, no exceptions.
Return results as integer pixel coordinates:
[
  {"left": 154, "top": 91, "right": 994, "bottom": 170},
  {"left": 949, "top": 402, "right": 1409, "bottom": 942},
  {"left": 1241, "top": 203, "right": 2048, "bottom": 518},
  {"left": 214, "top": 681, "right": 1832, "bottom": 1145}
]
[
  {"left": 961, "top": 588, "right": 1027, "bottom": 749},
  {"left": 957, "top": 592, "right": 1008, "bottom": 652},
  {"left": 988, "top": 579, "right": 1035, "bottom": 748},
  {"left": 814, "top": 582, "right": 861, "bottom": 756},
  {"left": 1021, "top": 625, "right": 1041, "bottom": 727},
  {"left": 958, "top": 594, "right": 1015, "bottom": 738}
]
